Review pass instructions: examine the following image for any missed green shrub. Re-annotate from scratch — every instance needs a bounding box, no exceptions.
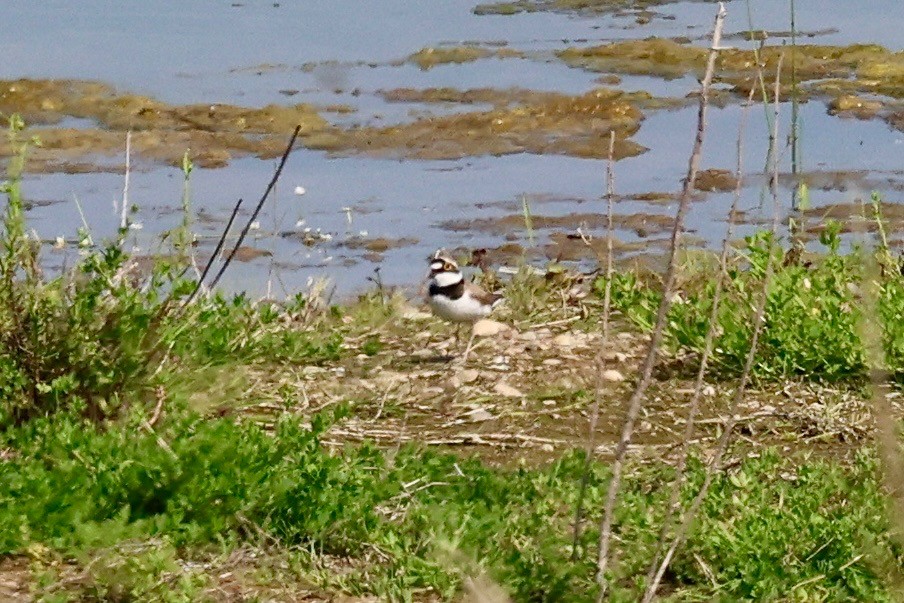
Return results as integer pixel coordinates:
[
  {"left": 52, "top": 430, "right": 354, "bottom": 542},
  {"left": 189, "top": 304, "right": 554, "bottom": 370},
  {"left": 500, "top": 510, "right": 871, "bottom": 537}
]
[
  {"left": 601, "top": 226, "right": 870, "bottom": 381},
  {"left": 0, "top": 116, "right": 342, "bottom": 427}
]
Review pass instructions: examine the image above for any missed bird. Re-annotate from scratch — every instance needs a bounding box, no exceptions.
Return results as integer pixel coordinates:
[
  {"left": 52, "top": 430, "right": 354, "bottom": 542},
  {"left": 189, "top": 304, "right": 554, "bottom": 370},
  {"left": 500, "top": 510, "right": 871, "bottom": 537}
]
[{"left": 425, "top": 250, "right": 503, "bottom": 362}]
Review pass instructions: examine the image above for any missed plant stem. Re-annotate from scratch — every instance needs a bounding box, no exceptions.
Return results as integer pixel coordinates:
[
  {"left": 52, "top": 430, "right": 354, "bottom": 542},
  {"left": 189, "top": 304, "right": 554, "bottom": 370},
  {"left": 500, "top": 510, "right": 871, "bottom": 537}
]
[{"left": 594, "top": 4, "right": 727, "bottom": 598}]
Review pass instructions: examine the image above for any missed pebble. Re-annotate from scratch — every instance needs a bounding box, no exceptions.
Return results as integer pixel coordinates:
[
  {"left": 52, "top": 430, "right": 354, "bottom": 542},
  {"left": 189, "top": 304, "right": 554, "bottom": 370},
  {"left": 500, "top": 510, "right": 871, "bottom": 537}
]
[
  {"left": 493, "top": 381, "right": 524, "bottom": 398},
  {"left": 466, "top": 408, "right": 494, "bottom": 422},
  {"left": 542, "top": 358, "right": 563, "bottom": 366},
  {"left": 457, "top": 369, "right": 480, "bottom": 384},
  {"left": 489, "top": 355, "right": 511, "bottom": 371},
  {"left": 702, "top": 385, "right": 716, "bottom": 397},
  {"left": 473, "top": 319, "right": 509, "bottom": 337},
  {"left": 604, "top": 351, "right": 628, "bottom": 363},
  {"left": 552, "top": 333, "right": 579, "bottom": 348},
  {"left": 542, "top": 399, "right": 557, "bottom": 407},
  {"left": 541, "top": 443, "right": 555, "bottom": 452},
  {"left": 602, "top": 369, "right": 626, "bottom": 383}
]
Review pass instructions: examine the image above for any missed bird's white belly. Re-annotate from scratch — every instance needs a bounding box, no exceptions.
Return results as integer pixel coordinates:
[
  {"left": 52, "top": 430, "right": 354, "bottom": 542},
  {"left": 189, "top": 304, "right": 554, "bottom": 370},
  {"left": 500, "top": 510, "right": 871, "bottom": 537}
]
[{"left": 428, "top": 293, "right": 491, "bottom": 323}]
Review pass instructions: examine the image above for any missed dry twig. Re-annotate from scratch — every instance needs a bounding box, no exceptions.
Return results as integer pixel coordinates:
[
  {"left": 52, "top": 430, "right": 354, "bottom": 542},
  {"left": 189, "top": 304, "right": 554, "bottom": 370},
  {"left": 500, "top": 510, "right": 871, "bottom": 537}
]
[
  {"left": 642, "top": 83, "right": 757, "bottom": 601},
  {"left": 571, "top": 130, "right": 617, "bottom": 560},
  {"left": 645, "top": 54, "right": 786, "bottom": 596},
  {"left": 594, "top": 4, "right": 727, "bottom": 597}
]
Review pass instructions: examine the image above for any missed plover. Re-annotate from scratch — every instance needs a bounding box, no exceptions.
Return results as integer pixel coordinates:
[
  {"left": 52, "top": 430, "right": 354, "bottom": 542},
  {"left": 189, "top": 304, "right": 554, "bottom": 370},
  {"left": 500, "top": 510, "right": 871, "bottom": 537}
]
[{"left": 426, "top": 251, "right": 503, "bottom": 361}]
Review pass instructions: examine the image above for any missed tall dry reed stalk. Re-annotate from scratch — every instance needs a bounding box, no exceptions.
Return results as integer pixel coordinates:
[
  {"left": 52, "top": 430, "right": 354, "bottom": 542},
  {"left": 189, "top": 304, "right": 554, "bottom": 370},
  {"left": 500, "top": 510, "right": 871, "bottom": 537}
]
[
  {"left": 643, "top": 55, "right": 786, "bottom": 599},
  {"left": 594, "top": 4, "right": 727, "bottom": 598},
  {"left": 571, "top": 130, "right": 617, "bottom": 561},
  {"left": 641, "top": 84, "right": 757, "bottom": 603}
]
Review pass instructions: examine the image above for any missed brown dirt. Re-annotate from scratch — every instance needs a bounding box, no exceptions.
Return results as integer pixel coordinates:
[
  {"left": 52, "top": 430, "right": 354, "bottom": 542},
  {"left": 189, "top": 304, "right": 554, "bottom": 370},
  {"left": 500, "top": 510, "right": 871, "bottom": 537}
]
[{"left": 210, "top": 279, "right": 878, "bottom": 468}]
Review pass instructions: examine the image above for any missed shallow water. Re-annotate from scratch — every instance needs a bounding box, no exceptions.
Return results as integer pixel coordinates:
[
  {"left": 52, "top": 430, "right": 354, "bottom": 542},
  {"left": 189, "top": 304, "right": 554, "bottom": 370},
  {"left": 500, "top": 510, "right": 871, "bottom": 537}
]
[{"left": 4, "top": 0, "right": 903, "bottom": 297}]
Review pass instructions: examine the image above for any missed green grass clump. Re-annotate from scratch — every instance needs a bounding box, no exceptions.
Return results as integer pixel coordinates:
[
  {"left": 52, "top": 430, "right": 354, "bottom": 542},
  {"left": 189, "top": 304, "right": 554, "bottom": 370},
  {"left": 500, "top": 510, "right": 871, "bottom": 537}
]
[
  {"left": 1, "top": 408, "right": 898, "bottom": 601},
  {"left": 599, "top": 224, "right": 896, "bottom": 382},
  {"left": 0, "top": 116, "right": 342, "bottom": 428}
]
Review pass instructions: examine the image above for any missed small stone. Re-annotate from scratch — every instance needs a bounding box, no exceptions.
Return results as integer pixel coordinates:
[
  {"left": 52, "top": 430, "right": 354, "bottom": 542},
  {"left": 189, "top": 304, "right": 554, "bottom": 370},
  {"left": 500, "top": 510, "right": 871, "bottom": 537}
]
[
  {"left": 604, "top": 351, "right": 628, "bottom": 363},
  {"left": 493, "top": 381, "right": 524, "bottom": 397},
  {"left": 542, "top": 399, "right": 556, "bottom": 406},
  {"left": 518, "top": 331, "right": 539, "bottom": 341},
  {"left": 458, "top": 369, "right": 480, "bottom": 384},
  {"left": 489, "top": 355, "right": 511, "bottom": 371},
  {"left": 602, "top": 369, "right": 626, "bottom": 383},
  {"left": 702, "top": 385, "right": 716, "bottom": 397},
  {"left": 541, "top": 443, "right": 555, "bottom": 452},
  {"left": 542, "top": 358, "right": 563, "bottom": 366},
  {"left": 552, "top": 333, "right": 579, "bottom": 347},
  {"left": 466, "top": 408, "right": 494, "bottom": 422},
  {"left": 473, "top": 319, "right": 508, "bottom": 337}
]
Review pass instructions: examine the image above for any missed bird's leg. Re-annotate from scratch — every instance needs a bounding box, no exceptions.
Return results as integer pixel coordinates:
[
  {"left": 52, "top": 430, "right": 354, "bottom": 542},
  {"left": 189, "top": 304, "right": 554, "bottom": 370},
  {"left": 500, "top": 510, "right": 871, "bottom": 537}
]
[{"left": 459, "top": 329, "right": 478, "bottom": 366}]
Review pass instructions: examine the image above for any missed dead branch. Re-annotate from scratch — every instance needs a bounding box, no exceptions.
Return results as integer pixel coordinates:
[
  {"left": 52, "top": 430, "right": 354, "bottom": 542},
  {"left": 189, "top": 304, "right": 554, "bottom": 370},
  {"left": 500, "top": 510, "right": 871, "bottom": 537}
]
[{"left": 594, "top": 4, "right": 727, "bottom": 598}]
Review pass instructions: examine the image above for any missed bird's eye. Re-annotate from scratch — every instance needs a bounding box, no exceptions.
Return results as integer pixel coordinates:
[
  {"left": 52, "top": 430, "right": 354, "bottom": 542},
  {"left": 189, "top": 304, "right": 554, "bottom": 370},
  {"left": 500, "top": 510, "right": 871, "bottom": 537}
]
[{"left": 443, "top": 262, "right": 454, "bottom": 271}]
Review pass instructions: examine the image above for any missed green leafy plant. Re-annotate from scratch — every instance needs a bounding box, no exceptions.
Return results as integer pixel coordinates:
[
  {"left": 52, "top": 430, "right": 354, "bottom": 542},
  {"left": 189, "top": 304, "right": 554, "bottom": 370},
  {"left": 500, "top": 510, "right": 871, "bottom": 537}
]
[{"left": 600, "top": 224, "right": 868, "bottom": 381}]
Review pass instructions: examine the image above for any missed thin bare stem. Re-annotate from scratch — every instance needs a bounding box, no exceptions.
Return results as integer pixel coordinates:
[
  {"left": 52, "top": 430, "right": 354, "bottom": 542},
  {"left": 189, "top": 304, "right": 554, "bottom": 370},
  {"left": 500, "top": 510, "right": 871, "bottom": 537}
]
[
  {"left": 181, "top": 198, "right": 245, "bottom": 308},
  {"left": 571, "top": 130, "right": 617, "bottom": 561},
  {"left": 208, "top": 125, "right": 301, "bottom": 292},
  {"left": 594, "top": 4, "right": 727, "bottom": 598},
  {"left": 646, "top": 55, "right": 785, "bottom": 598},
  {"left": 641, "top": 85, "right": 756, "bottom": 602},
  {"left": 121, "top": 130, "right": 131, "bottom": 231}
]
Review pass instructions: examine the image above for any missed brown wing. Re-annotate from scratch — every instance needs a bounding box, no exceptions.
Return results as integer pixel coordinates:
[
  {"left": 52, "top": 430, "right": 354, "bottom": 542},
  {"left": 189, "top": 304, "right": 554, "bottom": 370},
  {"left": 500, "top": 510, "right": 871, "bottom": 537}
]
[{"left": 464, "top": 281, "right": 503, "bottom": 307}]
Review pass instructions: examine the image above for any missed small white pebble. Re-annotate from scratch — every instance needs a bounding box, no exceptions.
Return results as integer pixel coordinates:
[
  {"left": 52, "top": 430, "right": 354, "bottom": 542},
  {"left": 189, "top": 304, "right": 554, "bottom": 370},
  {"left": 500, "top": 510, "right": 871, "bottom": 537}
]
[
  {"left": 358, "top": 230, "right": 368, "bottom": 237},
  {"left": 295, "top": 219, "right": 306, "bottom": 227},
  {"left": 294, "top": 186, "right": 306, "bottom": 196},
  {"left": 249, "top": 221, "right": 260, "bottom": 230},
  {"left": 129, "top": 222, "right": 143, "bottom": 230},
  {"left": 53, "top": 236, "right": 65, "bottom": 249},
  {"left": 602, "top": 369, "right": 626, "bottom": 383}
]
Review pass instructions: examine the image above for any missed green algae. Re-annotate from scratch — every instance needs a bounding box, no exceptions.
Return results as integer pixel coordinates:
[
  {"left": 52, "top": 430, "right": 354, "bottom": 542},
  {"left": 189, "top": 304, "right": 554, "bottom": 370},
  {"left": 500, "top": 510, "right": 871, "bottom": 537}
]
[
  {"left": 315, "top": 87, "right": 648, "bottom": 160},
  {"left": 407, "top": 46, "right": 525, "bottom": 70},
  {"left": 408, "top": 46, "right": 493, "bottom": 70},
  {"left": 559, "top": 39, "right": 904, "bottom": 100},
  {"left": 0, "top": 79, "right": 332, "bottom": 171},
  {"left": 0, "top": 79, "right": 654, "bottom": 171}
]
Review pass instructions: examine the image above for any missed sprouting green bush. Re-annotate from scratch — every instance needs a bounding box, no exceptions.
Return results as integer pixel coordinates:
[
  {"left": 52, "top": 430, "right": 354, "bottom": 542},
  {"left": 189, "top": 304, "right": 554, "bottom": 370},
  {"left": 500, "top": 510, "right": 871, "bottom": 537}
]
[
  {"left": 0, "top": 116, "right": 341, "bottom": 427},
  {"left": 601, "top": 224, "right": 871, "bottom": 381}
]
